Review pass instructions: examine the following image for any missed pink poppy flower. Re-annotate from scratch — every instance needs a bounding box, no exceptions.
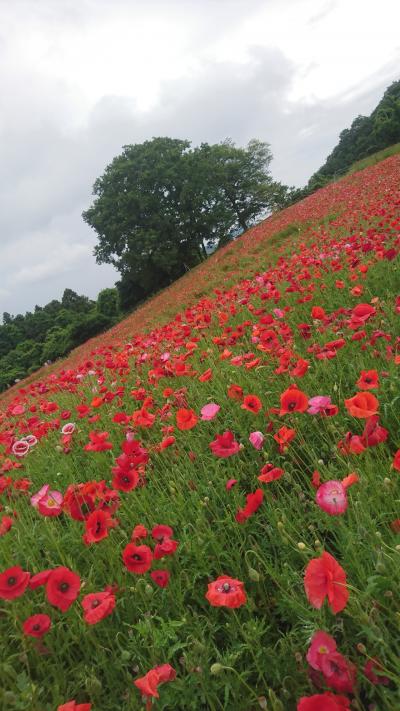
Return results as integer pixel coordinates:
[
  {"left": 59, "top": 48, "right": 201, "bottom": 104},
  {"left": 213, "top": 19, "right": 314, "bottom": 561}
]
[
  {"left": 226, "top": 479, "right": 238, "bottom": 490},
  {"left": 316, "top": 481, "right": 348, "bottom": 516},
  {"left": 61, "top": 423, "right": 76, "bottom": 435},
  {"left": 31, "top": 485, "right": 63, "bottom": 517},
  {"left": 209, "top": 431, "right": 240, "bottom": 458},
  {"left": 12, "top": 440, "right": 30, "bottom": 458},
  {"left": 200, "top": 403, "right": 220, "bottom": 421},
  {"left": 249, "top": 431, "right": 264, "bottom": 449},
  {"left": 307, "top": 630, "right": 337, "bottom": 670},
  {"left": 308, "top": 396, "right": 338, "bottom": 416}
]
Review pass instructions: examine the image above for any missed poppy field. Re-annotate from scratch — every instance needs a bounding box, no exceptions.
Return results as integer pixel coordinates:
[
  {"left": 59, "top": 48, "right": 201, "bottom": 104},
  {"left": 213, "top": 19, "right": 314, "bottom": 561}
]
[{"left": 1, "top": 154, "right": 400, "bottom": 711}]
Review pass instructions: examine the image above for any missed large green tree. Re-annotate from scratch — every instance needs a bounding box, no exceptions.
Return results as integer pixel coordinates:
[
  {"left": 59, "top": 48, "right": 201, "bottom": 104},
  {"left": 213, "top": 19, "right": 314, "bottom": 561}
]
[{"left": 83, "top": 136, "right": 285, "bottom": 306}]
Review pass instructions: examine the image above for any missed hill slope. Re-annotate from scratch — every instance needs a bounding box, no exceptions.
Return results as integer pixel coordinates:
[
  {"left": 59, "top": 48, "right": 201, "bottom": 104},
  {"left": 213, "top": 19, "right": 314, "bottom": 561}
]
[{"left": 1, "top": 154, "right": 400, "bottom": 711}]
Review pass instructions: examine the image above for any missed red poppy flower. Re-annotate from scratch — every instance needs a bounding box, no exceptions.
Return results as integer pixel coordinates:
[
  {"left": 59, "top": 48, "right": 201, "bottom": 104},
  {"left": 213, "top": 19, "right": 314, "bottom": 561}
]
[
  {"left": 122, "top": 543, "right": 153, "bottom": 574},
  {"left": 46, "top": 567, "right": 81, "bottom": 612},
  {"left": 22, "top": 613, "right": 51, "bottom": 638},
  {"left": 321, "top": 651, "right": 356, "bottom": 693},
  {"left": 0, "top": 566, "right": 30, "bottom": 600},
  {"left": 241, "top": 394, "right": 262, "bottom": 414},
  {"left": 205, "top": 575, "right": 246, "bottom": 608},
  {"left": 112, "top": 468, "right": 139, "bottom": 492},
  {"left": 134, "top": 663, "right": 176, "bottom": 701},
  {"left": 131, "top": 524, "right": 148, "bottom": 540},
  {"left": 153, "top": 538, "right": 179, "bottom": 559},
  {"left": 81, "top": 590, "right": 116, "bottom": 625},
  {"left": 57, "top": 702, "right": 92, "bottom": 711},
  {"left": 83, "top": 509, "right": 117, "bottom": 545},
  {"left": 356, "top": 369, "right": 379, "bottom": 389},
  {"left": 0, "top": 515, "right": 13, "bottom": 536},
  {"left": 393, "top": 449, "right": 400, "bottom": 471},
  {"left": 131, "top": 407, "right": 155, "bottom": 428},
  {"left": 304, "top": 551, "right": 349, "bottom": 614},
  {"left": 152, "top": 524, "right": 173, "bottom": 540},
  {"left": 274, "top": 425, "right": 296, "bottom": 452},
  {"left": 235, "top": 489, "right": 263, "bottom": 523},
  {"left": 311, "top": 306, "right": 326, "bottom": 320},
  {"left": 227, "top": 384, "right": 243, "bottom": 401},
  {"left": 297, "top": 692, "right": 350, "bottom": 710},
  {"left": 150, "top": 570, "right": 170, "bottom": 588},
  {"left": 344, "top": 391, "right": 378, "bottom": 418},
  {"left": 176, "top": 408, "right": 198, "bottom": 430},
  {"left": 84, "top": 431, "right": 113, "bottom": 451},
  {"left": 280, "top": 386, "right": 308, "bottom": 415},
  {"left": 364, "top": 658, "right": 390, "bottom": 686},
  {"left": 258, "top": 463, "right": 284, "bottom": 483},
  {"left": 209, "top": 431, "right": 240, "bottom": 458}
]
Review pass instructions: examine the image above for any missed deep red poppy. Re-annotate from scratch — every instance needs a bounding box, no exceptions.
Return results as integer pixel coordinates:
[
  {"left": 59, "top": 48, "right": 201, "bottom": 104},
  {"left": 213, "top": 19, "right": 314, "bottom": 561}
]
[
  {"left": 83, "top": 509, "right": 117, "bottom": 545},
  {"left": 22, "top": 613, "right": 52, "bottom": 638},
  {"left": 241, "top": 395, "right": 262, "bottom": 414},
  {"left": 46, "top": 567, "right": 81, "bottom": 612},
  {"left": 150, "top": 570, "right": 170, "bottom": 588},
  {"left": 111, "top": 468, "right": 139, "bottom": 492},
  {"left": 57, "top": 702, "right": 92, "bottom": 711},
  {"left": 0, "top": 566, "right": 30, "bottom": 600},
  {"left": 122, "top": 543, "right": 153, "bottom": 574},
  {"left": 81, "top": 590, "right": 116, "bottom": 625},
  {"left": 209, "top": 431, "right": 240, "bottom": 458},
  {"left": 297, "top": 692, "right": 350, "bottom": 711}
]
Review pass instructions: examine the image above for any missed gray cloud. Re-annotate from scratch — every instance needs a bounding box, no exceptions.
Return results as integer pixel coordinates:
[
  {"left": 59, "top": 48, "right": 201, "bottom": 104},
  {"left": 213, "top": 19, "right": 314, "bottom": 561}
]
[{"left": 0, "top": 1, "right": 399, "bottom": 317}]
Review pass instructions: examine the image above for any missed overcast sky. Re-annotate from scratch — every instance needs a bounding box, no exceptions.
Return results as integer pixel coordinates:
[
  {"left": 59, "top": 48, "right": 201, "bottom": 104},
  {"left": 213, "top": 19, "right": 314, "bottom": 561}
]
[{"left": 1, "top": 0, "right": 399, "bottom": 316}]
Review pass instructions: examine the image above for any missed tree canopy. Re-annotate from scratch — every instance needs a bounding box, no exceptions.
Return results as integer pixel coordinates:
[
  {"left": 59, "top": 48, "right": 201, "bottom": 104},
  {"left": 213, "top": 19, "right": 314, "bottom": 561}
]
[
  {"left": 83, "top": 136, "right": 287, "bottom": 308},
  {"left": 0, "top": 288, "right": 120, "bottom": 392},
  {"left": 306, "top": 80, "right": 400, "bottom": 191}
]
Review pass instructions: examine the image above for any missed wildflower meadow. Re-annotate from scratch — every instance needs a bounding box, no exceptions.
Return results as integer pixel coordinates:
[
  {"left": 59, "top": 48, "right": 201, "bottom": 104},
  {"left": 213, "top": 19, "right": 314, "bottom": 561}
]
[{"left": 1, "top": 154, "right": 400, "bottom": 710}]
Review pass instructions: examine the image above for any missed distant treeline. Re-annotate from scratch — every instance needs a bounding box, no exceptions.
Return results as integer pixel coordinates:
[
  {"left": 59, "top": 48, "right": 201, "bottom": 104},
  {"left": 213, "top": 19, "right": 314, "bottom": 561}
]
[
  {"left": 0, "top": 288, "right": 119, "bottom": 391},
  {"left": 289, "top": 79, "right": 400, "bottom": 202}
]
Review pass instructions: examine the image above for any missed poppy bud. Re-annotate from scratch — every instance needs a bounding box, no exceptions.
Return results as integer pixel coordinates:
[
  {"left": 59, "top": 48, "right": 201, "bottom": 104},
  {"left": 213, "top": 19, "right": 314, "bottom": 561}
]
[
  {"left": 297, "top": 542, "right": 306, "bottom": 550},
  {"left": 357, "top": 643, "right": 367, "bottom": 654},
  {"left": 121, "top": 650, "right": 131, "bottom": 661},
  {"left": 210, "top": 663, "right": 224, "bottom": 675},
  {"left": 248, "top": 567, "right": 260, "bottom": 582},
  {"left": 145, "top": 584, "right": 153, "bottom": 597}
]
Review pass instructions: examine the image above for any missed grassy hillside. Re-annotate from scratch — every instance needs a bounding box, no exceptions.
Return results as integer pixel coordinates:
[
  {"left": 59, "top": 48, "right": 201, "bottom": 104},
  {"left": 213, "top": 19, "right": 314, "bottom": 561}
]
[{"left": 0, "top": 154, "right": 400, "bottom": 711}]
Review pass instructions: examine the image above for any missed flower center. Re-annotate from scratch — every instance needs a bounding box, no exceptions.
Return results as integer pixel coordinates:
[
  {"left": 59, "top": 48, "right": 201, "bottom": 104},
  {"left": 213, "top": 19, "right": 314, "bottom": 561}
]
[
  {"left": 32, "top": 624, "right": 41, "bottom": 631},
  {"left": 222, "top": 582, "right": 231, "bottom": 593},
  {"left": 60, "top": 582, "right": 70, "bottom": 592},
  {"left": 7, "top": 576, "right": 16, "bottom": 586}
]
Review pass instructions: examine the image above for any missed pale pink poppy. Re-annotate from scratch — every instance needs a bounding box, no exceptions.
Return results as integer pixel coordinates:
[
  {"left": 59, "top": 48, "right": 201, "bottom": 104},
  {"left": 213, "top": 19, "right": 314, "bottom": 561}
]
[
  {"left": 308, "top": 396, "right": 333, "bottom": 414},
  {"left": 12, "top": 440, "right": 30, "bottom": 458},
  {"left": 249, "top": 431, "right": 264, "bottom": 450},
  {"left": 61, "top": 423, "right": 76, "bottom": 436},
  {"left": 316, "top": 480, "right": 348, "bottom": 515},
  {"left": 200, "top": 403, "right": 220, "bottom": 421},
  {"left": 31, "top": 485, "right": 63, "bottom": 516}
]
